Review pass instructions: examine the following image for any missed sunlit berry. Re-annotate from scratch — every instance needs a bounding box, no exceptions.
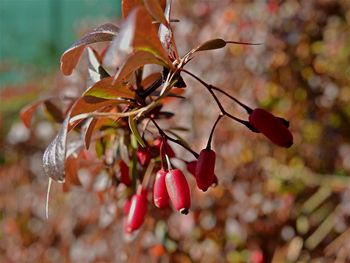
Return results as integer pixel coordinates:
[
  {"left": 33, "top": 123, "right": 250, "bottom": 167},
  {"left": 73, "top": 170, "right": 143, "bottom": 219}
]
[
  {"left": 153, "top": 169, "right": 170, "bottom": 208},
  {"left": 165, "top": 169, "right": 191, "bottom": 214}
]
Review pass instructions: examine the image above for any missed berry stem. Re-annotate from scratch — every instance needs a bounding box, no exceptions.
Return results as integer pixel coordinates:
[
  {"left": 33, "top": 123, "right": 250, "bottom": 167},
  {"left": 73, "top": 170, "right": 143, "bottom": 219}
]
[
  {"left": 151, "top": 118, "right": 199, "bottom": 158},
  {"left": 208, "top": 85, "right": 253, "bottom": 114},
  {"left": 165, "top": 154, "right": 173, "bottom": 170},
  {"left": 206, "top": 114, "right": 223, "bottom": 150},
  {"left": 181, "top": 69, "right": 255, "bottom": 130},
  {"left": 225, "top": 40, "right": 262, "bottom": 46}
]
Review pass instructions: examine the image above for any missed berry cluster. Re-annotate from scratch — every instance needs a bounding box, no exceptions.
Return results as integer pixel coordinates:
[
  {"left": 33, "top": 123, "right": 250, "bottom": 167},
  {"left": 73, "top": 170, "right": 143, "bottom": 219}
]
[{"left": 122, "top": 104, "right": 293, "bottom": 233}]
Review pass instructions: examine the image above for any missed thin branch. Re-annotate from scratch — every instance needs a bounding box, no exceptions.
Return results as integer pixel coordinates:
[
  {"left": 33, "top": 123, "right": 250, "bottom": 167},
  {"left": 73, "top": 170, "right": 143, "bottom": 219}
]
[
  {"left": 206, "top": 114, "right": 223, "bottom": 150},
  {"left": 181, "top": 69, "right": 257, "bottom": 131},
  {"left": 151, "top": 119, "right": 199, "bottom": 158},
  {"left": 209, "top": 85, "right": 253, "bottom": 114}
]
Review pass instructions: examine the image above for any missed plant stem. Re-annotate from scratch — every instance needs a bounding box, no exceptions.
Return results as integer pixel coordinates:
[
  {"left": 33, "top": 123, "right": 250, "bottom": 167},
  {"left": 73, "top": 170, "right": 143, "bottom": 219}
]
[
  {"left": 206, "top": 114, "right": 223, "bottom": 150},
  {"left": 225, "top": 40, "right": 262, "bottom": 46},
  {"left": 151, "top": 119, "right": 199, "bottom": 158},
  {"left": 209, "top": 85, "right": 253, "bottom": 114},
  {"left": 181, "top": 69, "right": 258, "bottom": 132}
]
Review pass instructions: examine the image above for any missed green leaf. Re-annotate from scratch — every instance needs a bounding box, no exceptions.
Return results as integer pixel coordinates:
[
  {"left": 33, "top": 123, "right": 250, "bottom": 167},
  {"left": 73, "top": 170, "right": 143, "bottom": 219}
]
[{"left": 128, "top": 115, "right": 146, "bottom": 148}]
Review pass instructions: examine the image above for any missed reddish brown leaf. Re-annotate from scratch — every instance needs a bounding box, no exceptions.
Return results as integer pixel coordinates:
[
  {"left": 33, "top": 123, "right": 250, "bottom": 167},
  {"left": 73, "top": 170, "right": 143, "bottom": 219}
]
[
  {"left": 44, "top": 100, "right": 65, "bottom": 123},
  {"left": 70, "top": 96, "right": 119, "bottom": 118},
  {"left": 65, "top": 155, "right": 81, "bottom": 186},
  {"left": 114, "top": 51, "right": 166, "bottom": 83},
  {"left": 83, "top": 118, "right": 98, "bottom": 150},
  {"left": 83, "top": 77, "right": 135, "bottom": 100},
  {"left": 20, "top": 100, "right": 44, "bottom": 128},
  {"left": 104, "top": 6, "right": 173, "bottom": 72},
  {"left": 122, "top": 0, "right": 142, "bottom": 18},
  {"left": 144, "top": 0, "right": 169, "bottom": 27},
  {"left": 60, "top": 23, "right": 119, "bottom": 75},
  {"left": 142, "top": 72, "right": 162, "bottom": 88},
  {"left": 194, "top": 38, "right": 227, "bottom": 52}
]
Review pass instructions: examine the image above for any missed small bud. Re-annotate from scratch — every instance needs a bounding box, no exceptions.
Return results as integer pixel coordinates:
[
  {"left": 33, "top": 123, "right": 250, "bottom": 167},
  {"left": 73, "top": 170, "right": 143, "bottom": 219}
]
[
  {"left": 195, "top": 149, "right": 216, "bottom": 192},
  {"left": 136, "top": 147, "right": 151, "bottom": 166},
  {"left": 119, "top": 160, "right": 131, "bottom": 186},
  {"left": 125, "top": 192, "right": 148, "bottom": 233},
  {"left": 154, "top": 138, "right": 175, "bottom": 158},
  {"left": 249, "top": 108, "right": 293, "bottom": 148},
  {"left": 165, "top": 169, "right": 191, "bottom": 214},
  {"left": 153, "top": 169, "right": 170, "bottom": 208}
]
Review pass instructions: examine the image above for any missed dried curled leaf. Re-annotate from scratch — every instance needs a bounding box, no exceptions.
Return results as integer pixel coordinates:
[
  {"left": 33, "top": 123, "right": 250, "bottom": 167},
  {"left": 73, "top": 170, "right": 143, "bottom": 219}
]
[
  {"left": 60, "top": 23, "right": 119, "bottom": 75},
  {"left": 43, "top": 114, "right": 70, "bottom": 182}
]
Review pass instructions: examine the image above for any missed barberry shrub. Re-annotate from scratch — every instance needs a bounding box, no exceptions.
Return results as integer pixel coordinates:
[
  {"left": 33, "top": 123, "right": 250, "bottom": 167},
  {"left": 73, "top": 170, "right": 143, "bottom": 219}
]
[{"left": 20, "top": 0, "right": 293, "bottom": 233}]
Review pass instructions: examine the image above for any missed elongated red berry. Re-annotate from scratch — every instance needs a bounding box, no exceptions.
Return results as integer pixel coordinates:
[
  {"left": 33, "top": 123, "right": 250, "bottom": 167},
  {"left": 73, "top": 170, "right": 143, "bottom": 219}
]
[
  {"left": 125, "top": 192, "right": 148, "bottom": 233},
  {"left": 124, "top": 198, "right": 131, "bottom": 215},
  {"left": 249, "top": 108, "right": 293, "bottom": 148},
  {"left": 165, "top": 169, "right": 191, "bottom": 214},
  {"left": 153, "top": 169, "right": 170, "bottom": 208},
  {"left": 195, "top": 149, "right": 216, "bottom": 192},
  {"left": 187, "top": 160, "right": 218, "bottom": 187},
  {"left": 186, "top": 160, "right": 197, "bottom": 176},
  {"left": 119, "top": 160, "right": 131, "bottom": 186},
  {"left": 137, "top": 147, "right": 151, "bottom": 166}
]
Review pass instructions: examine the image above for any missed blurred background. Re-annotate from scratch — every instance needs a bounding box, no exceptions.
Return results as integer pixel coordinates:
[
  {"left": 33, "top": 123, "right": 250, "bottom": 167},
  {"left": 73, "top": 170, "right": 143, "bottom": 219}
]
[{"left": 1, "top": 0, "right": 350, "bottom": 262}]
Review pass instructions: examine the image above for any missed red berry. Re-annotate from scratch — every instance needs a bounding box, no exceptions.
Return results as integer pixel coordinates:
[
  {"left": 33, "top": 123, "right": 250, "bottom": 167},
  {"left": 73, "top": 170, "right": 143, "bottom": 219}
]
[
  {"left": 125, "top": 192, "right": 148, "bottom": 233},
  {"left": 153, "top": 169, "right": 170, "bottom": 208},
  {"left": 195, "top": 149, "right": 216, "bottom": 192},
  {"left": 249, "top": 108, "right": 293, "bottom": 148},
  {"left": 251, "top": 250, "right": 264, "bottom": 263},
  {"left": 165, "top": 169, "right": 191, "bottom": 214},
  {"left": 187, "top": 160, "right": 218, "bottom": 187},
  {"left": 119, "top": 160, "right": 131, "bottom": 186},
  {"left": 186, "top": 160, "right": 197, "bottom": 176},
  {"left": 136, "top": 147, "right": 151, "bottom": 166}
]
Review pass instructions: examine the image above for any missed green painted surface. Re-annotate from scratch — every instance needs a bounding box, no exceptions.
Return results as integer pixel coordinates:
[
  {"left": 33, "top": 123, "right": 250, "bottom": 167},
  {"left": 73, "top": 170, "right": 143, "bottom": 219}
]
[{"left": 0, "top": 0, "right": 121, "bottom": 85}]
